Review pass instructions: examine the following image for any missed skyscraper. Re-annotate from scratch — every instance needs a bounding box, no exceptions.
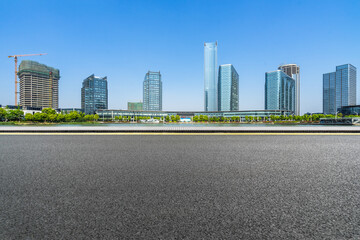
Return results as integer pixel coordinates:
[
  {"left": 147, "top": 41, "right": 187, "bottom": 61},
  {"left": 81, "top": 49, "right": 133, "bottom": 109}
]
[
  {"left": 323, "top": 64, "right": 357, "bottom": 114},
  {"left": 265, "top": 70, "right": 295, "bottom": 112},
  {"left": 81, "top": 74, "right": 108, "bottom": 115},
  {"left": 278, "top": 64, "right": 300, "bottom": 115},
  {"left": 18, "top": 60, "right": 60, "bottom": 109},
  {"left": 218, "top": 64, "right": 239, "bottom": 111},
  {"left": 143, "top": 71, "right": 162, "bottom": 111},
  {"left": 204, "top": 42, "right": 217, "bottom": 111}
]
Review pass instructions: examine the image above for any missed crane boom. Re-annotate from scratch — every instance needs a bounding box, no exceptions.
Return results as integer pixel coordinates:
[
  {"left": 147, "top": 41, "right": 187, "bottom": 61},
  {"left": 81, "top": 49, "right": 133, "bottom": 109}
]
[
  {"left": 8, "top": 53, "right": 48, "bottom": 106},
  {"left": 8, "top": 53, "right": 48, "bottom": 58}
]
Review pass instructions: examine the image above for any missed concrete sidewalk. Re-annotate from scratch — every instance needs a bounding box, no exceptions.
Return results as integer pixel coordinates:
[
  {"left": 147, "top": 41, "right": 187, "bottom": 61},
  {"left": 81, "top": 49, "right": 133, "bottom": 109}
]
[{"left": 1, "top": 126, "right": 360, "bottom": 133}]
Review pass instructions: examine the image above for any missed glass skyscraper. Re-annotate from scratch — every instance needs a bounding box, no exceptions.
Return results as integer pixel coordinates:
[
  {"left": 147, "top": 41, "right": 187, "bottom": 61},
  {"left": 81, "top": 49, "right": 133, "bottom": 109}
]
[
  {"left": 265, "top": 70, "right": 295, "bottom": 112},
  {"left": 278, "top": 64, "right": 300, "bottom": 115},
  {"left": 143, "top": 71, "right": 162, "bottom": 111},
  {"left": 323, "top": 64, "right": 356, "bottom": 115},
  {"left": 81, "top": 74, "right": 108, "bottom": 115},
  {"left": 204, "top": 42, "right": 217, "bottom": 111},
  {"left": 218, "top": 64, "right": 239, "bottom": 111}
]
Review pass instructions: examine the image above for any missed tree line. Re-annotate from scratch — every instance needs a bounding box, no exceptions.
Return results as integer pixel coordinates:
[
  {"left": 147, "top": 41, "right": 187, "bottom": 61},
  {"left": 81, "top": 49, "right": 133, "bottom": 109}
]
[
  {"left": 193, "top": 113, "right": 356, "bottom": 122},
  {"left": 0, "top": 108, "right": 99, "bottom": 122},
  {"left": 0, "top": 107, "right": 358, "bottom": 123}
]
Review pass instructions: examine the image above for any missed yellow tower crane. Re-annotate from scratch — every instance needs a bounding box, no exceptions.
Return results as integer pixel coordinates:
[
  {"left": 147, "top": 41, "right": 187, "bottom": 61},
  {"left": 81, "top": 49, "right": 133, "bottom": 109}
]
[{"left": 8, "top": 53, "right": 48, "bottom": 106}]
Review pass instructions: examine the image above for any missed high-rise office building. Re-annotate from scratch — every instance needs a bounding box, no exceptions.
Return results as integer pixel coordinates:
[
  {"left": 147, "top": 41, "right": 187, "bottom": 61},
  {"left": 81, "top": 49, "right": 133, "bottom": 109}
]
[
  {"left": 278, "top": 64, "right": 300, "bottom": 115},
  {"left": 204, "top": 42, "right": 218, "bottom": 111},
  {"left": 265, "top": 70, "right": 295, "bottom": 112},
  {"left": 323, "top": 64, "right": 357, "bottom": 114},
  {"left": 143, "top": 71, "right": 162, "bottom": 111},
  {"left": 218, "top": 64, "right": 239, "bottom": 111},
  {"left": 128, "top": 102, "right": 143, "bottom": 111},
  {"left": 81, "top": 74, "right": 108, "bottom": 115},
  {"left": 18, "top": 60, "right": 60, "bottom": 108}
]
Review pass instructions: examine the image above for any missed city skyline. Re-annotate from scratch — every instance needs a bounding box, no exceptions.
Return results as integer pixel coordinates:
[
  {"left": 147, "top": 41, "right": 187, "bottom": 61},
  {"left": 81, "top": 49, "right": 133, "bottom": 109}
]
[
  {"left": 1, "top": 0, "right": 359, "bottom": 114},
  {"left": 4, "top": 51, "right": 358, "bottom": 115}
]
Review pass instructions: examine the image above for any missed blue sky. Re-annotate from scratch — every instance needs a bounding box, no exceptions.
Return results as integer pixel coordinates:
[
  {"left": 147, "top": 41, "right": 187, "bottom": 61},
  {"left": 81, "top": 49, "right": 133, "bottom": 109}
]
[{"left": 0, "top": 0, "right": 359, "bottom": 113}]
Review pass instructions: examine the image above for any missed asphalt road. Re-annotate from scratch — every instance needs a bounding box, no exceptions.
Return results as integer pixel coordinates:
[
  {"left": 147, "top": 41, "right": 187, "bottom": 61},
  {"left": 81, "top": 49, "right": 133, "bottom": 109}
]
[{"left": 1, "top": 135, "right": 360, "bottom": 239}]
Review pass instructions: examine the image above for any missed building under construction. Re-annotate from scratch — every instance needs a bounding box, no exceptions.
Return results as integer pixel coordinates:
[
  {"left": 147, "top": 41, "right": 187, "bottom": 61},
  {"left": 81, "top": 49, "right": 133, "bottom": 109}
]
[{"left": 18, "top": 60, "right": 60, "bottom": 109}]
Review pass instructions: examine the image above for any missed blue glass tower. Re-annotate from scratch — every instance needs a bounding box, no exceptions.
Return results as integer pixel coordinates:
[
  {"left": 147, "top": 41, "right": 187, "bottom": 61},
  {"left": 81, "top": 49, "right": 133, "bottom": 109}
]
[
  {"left": 278, "top": 64, "right": 300, "bottom": 115},
  {"left": 218, "top": 64, "right": 239, "bottom": 111},
  {"left": 143, "top": 71, "right": 162, "bottom": 111},
  {"left": 323, "top": 64, "right": 357, "bottom": 114},
  {"left": 81, "top": 74, "right": 108, "bottom": 115},
  {"left": 265, "top": 70, "right": 295, "bottom": 112},
  {"left": 204, "top": 42, "right": 217, "bottom": 111}
]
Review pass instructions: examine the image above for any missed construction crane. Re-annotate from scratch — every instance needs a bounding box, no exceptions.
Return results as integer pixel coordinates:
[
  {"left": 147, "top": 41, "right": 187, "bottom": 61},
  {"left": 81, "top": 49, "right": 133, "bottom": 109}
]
[{"left": 8, "top": 53, "right": 48, "bottom": 106}]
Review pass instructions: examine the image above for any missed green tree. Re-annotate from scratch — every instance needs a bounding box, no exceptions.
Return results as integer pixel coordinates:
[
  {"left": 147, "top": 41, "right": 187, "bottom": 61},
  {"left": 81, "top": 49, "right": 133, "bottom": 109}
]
[
  {"left": 94, "top": 114, "right": 99, "bottom": 121},
  {"left": 303, "top": 114, "right": 310, "bottom": 122},
  {"left": 57, "top": 114, "right": 66, "bottom": 122},
  {"left": 312, "top": 114, "right": 320, "bottom": 121},
  {"left": 84, "top": 115, "right": 94, "bottom": 122},
  {"left": 42, "top": 108, "right": 56, "bottom": 115},
  {"left": 66, "top": 111, "right": 80, "bottom": 122},
  {"left": 24, "top": 113, "right": 33, "bottom": 121},
  {"left": 65, "top": 114, "right": 72, "bottom": 122},
  {"left": 33, "top": 112, "right": 43, "bottom": 122},
  {"left": 48, "top": 114, "right": 58, "bottom": 122},
  {"left": 0, "top": 108, "right": 7, "bottom": 121},
  {"left": 175, "top": 115, "right": 180, "bottom": 122},
  {"left": 6, "top": 109, "right": 24, "bottom": 121},
  {"left": 193, "top": 116, "right": 198, "bottom": 122},
  {"left": 40, "top": 113, "right": 48, "bottom": 122}
]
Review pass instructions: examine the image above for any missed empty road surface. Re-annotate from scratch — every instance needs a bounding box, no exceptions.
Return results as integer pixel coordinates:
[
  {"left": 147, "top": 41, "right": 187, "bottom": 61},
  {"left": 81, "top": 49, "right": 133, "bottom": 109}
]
[{"left": 1, "top": 135, "right": 360, "bottom": 239}]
